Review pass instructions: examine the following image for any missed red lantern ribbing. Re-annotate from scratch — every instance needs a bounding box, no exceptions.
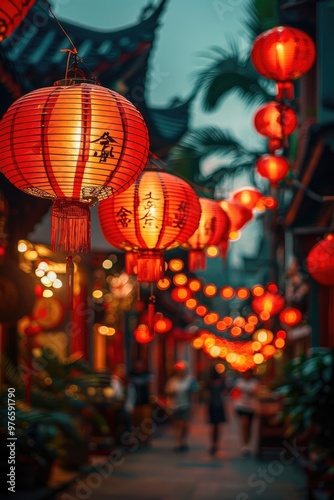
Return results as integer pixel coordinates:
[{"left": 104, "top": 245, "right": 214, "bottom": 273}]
[
  {"left": 182, "top": 198, "right": 230, "bottom": 271},
  {"left": 251, "top": 26, "right": 316, "bottom": 100},
  {"left": 0, "top": 0, "right": 35, "bottom": 41},
  {"left": 0, "top": 81, "right": 150, "bottom": 252},
  {"left": 306, "top": 234, "right": 334, "bottom": 286},
  {"left": 256, "top": 154, "right": 290, "bottom": 186},
  {"left": 253, "top": 101, "right": 297, "bottom": 152},
  {"left": 217, "top": 199, "right": 253, "bottom": 241},
  {"left": 98, "top": 166, "right": 201, "bottom": 282}
]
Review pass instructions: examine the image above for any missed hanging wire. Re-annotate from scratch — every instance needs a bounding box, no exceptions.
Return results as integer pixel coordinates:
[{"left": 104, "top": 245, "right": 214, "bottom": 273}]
[{"left": 43, "top": 0, "right": 100, "bottom": 84}]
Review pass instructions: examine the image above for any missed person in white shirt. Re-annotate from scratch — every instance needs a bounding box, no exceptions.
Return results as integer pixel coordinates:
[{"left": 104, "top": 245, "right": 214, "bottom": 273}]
[{"left": 234, "top": 370, "right": 260, "bottom": 455}]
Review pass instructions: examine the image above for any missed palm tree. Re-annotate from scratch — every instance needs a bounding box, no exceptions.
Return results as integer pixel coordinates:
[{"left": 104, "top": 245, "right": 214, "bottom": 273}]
[{"left": 169, "top": 1, "right": 276, "bottom": 190}]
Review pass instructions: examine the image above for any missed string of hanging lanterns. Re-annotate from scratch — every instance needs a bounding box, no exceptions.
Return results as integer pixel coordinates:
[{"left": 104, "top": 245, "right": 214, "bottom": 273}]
[{"left": 251, "top": 25, "right": 316, "bottom": 187}]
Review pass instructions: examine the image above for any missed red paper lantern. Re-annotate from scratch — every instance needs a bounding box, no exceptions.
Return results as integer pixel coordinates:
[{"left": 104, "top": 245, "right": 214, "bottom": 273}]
[
  {"left": 134, "top": 324, "right": 154, "bottom": 344},
  {"left": 154, "top": 317, "right": 173, "bottom": 334},
  {"left": 0, "top": 81, "right": 149, "bottom": 252},
  {"left": 98, "top": 166, "right": 201, "bottom": 282},
  {"left": 253, "top": 102, "right": 297, "bottom": 152},
  {"left": 256, "top": 154, "right": 290, "bottom": 186},
  {"left": 306, "top": 234, "right": 334, "bottom": 286},
  {"left": 252, "top": 291, "right": 285, "bottom": 317},
  {"left": 217, "top": 199, "right": 253, "bottom": 240},
  {"left": 0, "top": 0, "right": 35, "bottom": 41},
  {"left": 251, "top": 26, "right": 316, "bottom": 100},
  {"left": 231, "top": 188, "right": 263, "bottom": 211},
  {"left": 279, "top": 307, "right": 302, "bottom": 327},
  {"left": 182, "top": 198, "right": 230, "bottom": 271}
]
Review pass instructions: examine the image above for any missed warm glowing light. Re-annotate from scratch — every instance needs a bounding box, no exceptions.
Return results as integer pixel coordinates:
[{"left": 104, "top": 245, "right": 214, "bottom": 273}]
[
  {"left": 234, "top": 316, "right": 245, "bottom": 327},
  {"left": 253, "top": 353, "right": 264, "bottom": 364},
  {"left": 236, "top": 287, "right": 250, "bottom": 300},
  {"left": 276, "top": 330, "right": 287, "bottom": 339},
  {"left": 35, "top": 269, "right": 45, "bottom": 278},
  {"left": 230, "top": 326, "right": 242, "bottom": 337},
  {"left": 38, "top": 261, "right": 49, "bottom": 271},
  {"left": 223, "top": 316, "right": 233, "bottom": 327},
  {"left": 157, "top": 278, "right": 171, "bottom": 290},
  {"left": 92, "top": 290, "right": 103, "bottom": 299},
  {"left": 247, "top": 314, "right": 259, "bottom": 325},
  {"left": 203, "top": 284, "right": 217, "bottom": 297},
  {"left": 226, "top": 353, "right": 237, "bottom": 363},
  {"left": 196, "top": 305, "right": 208, "bottom": 317},
  {"left": 47, "top": 271, "right": 57, "bottom": 282},
  {"left": 168, "top": 259, "right": 184, "bottom": 272},
  {"left": 102, "top": 259, "right": 113, "bottom": 269},
  {"left": 220, "top": 286, "right": 234, "bottom": 299},
  {"left": 25, "top": 250, "right": 38, "bottom": 260},
  {"left": 279, "top": 307, "right": 302, "bottom": 327},
  {"left": 229, "top": 230, "right": 240, "bottom": 240},
  {"left": 154, "top": 318, "right": 173, "bottom": 334},
  {"left": 171, "top": 286, "right": 191, "bottom": 302},
  {"left": 52, "top": 279, "right": 62, "bottom": 289},
  {"left": 244, "top": 323, "right": 255, "bottom": 334},
  {"left": 173, "top": 273, "right": 188, "bottom": 286},
  {"left": 261, "top": 345, "right": 276, "bottom": 356},
  {"left": 216, "top": 321, "right": 227, "bottom": 331},
  {"left": 18, "top": 241, "right": 28, "bottom": 253},
  {"left": 185, "top": 298, "right": 197, "bottom": 309},
  {"left": 260, "top": 311, "right": 271, "bottom": 321},
  {"left": 41, "top": 276, "right": 52, "bottom": 287},
  {"left": 209, "top": 345, "right": 221, "bottom": 358},
  {"left": 204, "top": 337, "right": 215, "bottom": 349},
  {"left": 215, "top": 363, "right": 225, "bottom": 373},
  {"left": 206, "top": 245, "right": 219, "bottom": 258},
  {"left": 275, "top": 338, "right": 285, "bottom": 348},
  {"left": 257, "top": 330, "right": 268, "bottom": 343},
  {"left": 274, "top": 349, "right": 283, "bottom": 359},
  {"left": 251, "top": 341, "right": 262, "bottom": 351},
  {"left": 204, "top": 313, "right": 219, "bottom": 325},
  {"left": 192, "top": 338, "right": 203, "bottom": 349},
  {"left": 98, "top": 325, "right": 110, "bottom": 335},
  {"left": 188, "top": 279, "right": 202, "bottom": 292},
  {"left": 267, "top": 282, "right": 278, "bottom": 293},
  {"left": 42, "top": 289, "right": 53, "bottom": 298},
  {"left": 252, "top": 285, "right": 264, "bottom": 297}
]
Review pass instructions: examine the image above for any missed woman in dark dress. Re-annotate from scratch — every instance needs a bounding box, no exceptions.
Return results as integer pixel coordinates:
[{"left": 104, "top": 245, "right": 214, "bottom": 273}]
[{"left": 205, "top": 366, "right": 227, "bottom": 455}]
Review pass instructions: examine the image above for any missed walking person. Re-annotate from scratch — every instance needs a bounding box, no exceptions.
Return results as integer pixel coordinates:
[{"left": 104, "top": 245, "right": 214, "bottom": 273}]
[
  {"left": 129, "top": 359, "right": 154, "bottom": 446},
  {"left": 205, "top": 365, "right": 227, "bottom": 455},
  {"left": 233, "top": 369, "right": 260, "bottom": 455},
  {"left": 165, "top": 361, "right": 198, "bottom": 452}
]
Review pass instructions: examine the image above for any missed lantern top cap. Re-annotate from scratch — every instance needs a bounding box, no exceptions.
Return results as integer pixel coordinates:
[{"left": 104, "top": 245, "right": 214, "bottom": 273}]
[{"left": 54, "top": 78, "right": 100, "bottom": 87}]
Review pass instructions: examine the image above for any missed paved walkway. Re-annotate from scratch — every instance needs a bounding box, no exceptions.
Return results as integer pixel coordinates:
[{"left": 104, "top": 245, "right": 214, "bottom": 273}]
[{"left": 57, "top": 401, "right": 307, "bottom": 500}]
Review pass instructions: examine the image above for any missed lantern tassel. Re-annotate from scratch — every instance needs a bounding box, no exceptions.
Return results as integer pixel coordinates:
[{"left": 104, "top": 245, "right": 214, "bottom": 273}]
[
  {"left": 51, "top": 199, "right": 91, "bottom": 253},
  {"left": 189, "top": 250, "right": 206, "bottom": 272},
  {"left": 148, "top": 294, "right": 156, "bottom": 336}
]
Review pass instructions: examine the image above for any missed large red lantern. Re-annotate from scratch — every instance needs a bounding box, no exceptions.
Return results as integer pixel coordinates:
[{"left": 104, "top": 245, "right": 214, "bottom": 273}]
[
  {"left": 182, "top": 198, "right": 230, "bottom": 271},
  {"left": 0, "top": 81, "right": 149, "bottom": 253},
  {"left": 251, "top": 26, "right": 316, "bottom": 100},
  {"left": 98, "top": 166, "right": 201, "bottom": 282},
  {"left": 217, "top": 199, "right": 253, "bottom": 241},
  {"left": 231, "top": 188, "right": 263, "bottom": 211},
  {"left": 256, "top": 154, "right": 290, "bottom": 186},
  {"left": 0, "top": 0, "right": 35, "bottom": 41},
  {"left": 134, "top": 324, "right": 154, "bottom": 344},
  {"left": 306, "top": 234, "right": 334, "bottom": 286},
  {"left": 279, "top": 307, "right": 302, "bottom": 327},
  {"left": 253, "top": 102, "right": 297, "bottom": 152}
]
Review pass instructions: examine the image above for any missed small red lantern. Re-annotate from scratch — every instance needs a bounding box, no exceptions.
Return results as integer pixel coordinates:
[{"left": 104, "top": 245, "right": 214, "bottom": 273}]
[
  {"left": 306, "top": 234, "right": 334, "bottom": 286},
  {"left": 217, "top": 199, "right": 253, "bottom": 240},
  {"left": 154, "top": 317, "right": 173, "bottom": 334},
  {"left": 98, "top": 164, "right": 201, "bottom": 282},
  {"left": 0, "top": 0, "right": 35, "bottom": 41},
  {"left": 256, "top": 154, "right": 290, "bottom": 186},
  {"left": 251, "top": 26, "right": 316, "bottom": 100},
  {"left": 231, "top": 187, "right": 263, "bottom": 211},
  {"left": 252, "top": 291, "right": 285, "bottom": 317},
  {"left": 0, "top": 81, "right": 149, "bottom": 252},
  {"left": 182, "top": 198, "right": 230, "bottom": 271},
  {"left": 279, "top": 307, "right": 302, "bottom": 327},
  {"left": 253, "top": 102, "right": 298, "bottom": 152},
  {"left": 134, "top": 324, "right": 154, "bottom": 344}
]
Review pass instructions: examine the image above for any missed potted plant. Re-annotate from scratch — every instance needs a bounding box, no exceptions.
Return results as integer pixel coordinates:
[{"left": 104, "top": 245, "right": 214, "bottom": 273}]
[{"left": 277, "top": 347, "right": 334, "bottom": 498}]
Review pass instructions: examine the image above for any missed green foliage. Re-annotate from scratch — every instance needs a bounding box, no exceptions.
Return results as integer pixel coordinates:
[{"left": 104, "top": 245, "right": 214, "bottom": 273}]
[{"left": 277, "top": 347, "right": 334, "bottom": 457}]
